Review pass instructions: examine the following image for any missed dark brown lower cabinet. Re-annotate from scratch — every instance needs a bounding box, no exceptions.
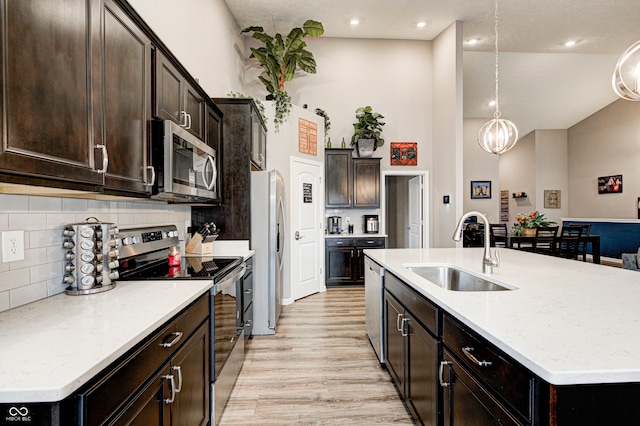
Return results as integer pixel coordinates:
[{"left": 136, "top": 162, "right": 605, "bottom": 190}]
[
  {"left": 78, "top": 294, "right": 210, "bottom": 426},
  {"left": 326, "top": 237, "right": 385, "bottom": 285},
  {"left": 384, "top": 273, "right": 440, "bottom": 425}
]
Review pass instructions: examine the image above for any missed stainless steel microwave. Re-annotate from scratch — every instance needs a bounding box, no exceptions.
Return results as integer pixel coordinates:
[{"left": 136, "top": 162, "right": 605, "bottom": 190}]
[{"left": 151, "top": 120, "right": 218, "bottom": 202}]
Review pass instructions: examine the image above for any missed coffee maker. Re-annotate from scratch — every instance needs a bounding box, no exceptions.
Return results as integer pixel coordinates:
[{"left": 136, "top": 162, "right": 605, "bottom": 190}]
[{"left": 327, "top": 216, "right": 342, "bottom": 234}]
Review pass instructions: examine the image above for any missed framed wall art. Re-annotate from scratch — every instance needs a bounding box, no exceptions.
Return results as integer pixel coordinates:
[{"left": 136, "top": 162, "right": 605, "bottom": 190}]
[
  {"left": 471, "top": 181, "right": 491, "bottom": 199},
  {"left": 544, "top": 190, "right": 561, "bottom": 208},
  {"left": 298, "top": 118, "right": 317, "bottom": 156},
  {"left": 598, "top": 174, "right": 622, "bottom": 194},
  {"left": 390, "top": 142, "right": 417, "bottom": 166},
  {"left": 500, "top": 190, "right": 509, "bottom": 221}
]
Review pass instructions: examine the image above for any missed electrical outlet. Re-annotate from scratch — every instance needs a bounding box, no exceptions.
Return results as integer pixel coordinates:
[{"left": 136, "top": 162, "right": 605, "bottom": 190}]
[{"left": 2, "top": 230, "right": 25, "bottom": 263}]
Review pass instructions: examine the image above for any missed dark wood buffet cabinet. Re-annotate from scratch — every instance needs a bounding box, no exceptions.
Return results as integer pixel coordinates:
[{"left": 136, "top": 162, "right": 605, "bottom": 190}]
[
  {"left": 325, "top": 237, "right": 385, "bottom": 286},
  {"left": 0, "top": 0, "right": 222, "bottom": 200}
]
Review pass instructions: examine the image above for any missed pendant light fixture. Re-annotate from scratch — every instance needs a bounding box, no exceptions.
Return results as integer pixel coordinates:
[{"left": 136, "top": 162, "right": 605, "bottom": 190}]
[
  {"left": 612, "top": 40, "right": 640, "bottom": 101},
  {"left": 477, "top": 0, "right": 519, "bottom": 155}
]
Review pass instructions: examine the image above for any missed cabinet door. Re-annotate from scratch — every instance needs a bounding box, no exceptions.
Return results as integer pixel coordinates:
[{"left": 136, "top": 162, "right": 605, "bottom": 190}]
[
  {"left": 325, "top": 245, "right": 356, "bottom": 285},
  {"left": 353, "top": 158, "right": 380, "bottom": 208},
  {"left": 407, "top": 313, "right": 439, "bottom": 425},
  {"left": 205, "top": 105, "right": 222, "bottom": 203},
  {"left": 384, "top": 291, "right": 405, "bottom": 395},
  {"left": 442, "top": 350, "right": 521, "bottom": 426},
  {"left": 155, "top": 51, "right": 183, "bottom": 125},
  {"left": 110, "top": 364, "right": 170, "bottom": 426},
  {"left": 171, "top": 322, "right": 210, "bottom": 426},
  {"left": 98, "top": 0, "right": 153, "bottom": 194},
  {"left": 250, "top": 107, "right": 267, "bottom": 170},
  {"left": 0, "top": 0, "right": 102, "bottom": 186},
  {"left": 184, "top": 81, "right": 205, "bottom": 140},
  {"left": 325, "top": 149, "right": 352, "bottom": 208}
]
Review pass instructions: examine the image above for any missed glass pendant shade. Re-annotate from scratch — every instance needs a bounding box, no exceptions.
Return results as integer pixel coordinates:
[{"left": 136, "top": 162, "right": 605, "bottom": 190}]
[
  {"left": 612, "top": 40, "right": 640, "bottom": 101},
  {"left": 477, "top": 116, "right": 519, "bottom": 155}
]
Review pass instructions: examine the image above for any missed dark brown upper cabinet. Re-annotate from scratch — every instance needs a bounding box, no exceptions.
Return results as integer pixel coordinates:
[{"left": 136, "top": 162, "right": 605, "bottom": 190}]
[
  {"left": 0, "top": 0, "right": 102, "bottom": 189},
  {"left": 205, "top": 104, "right": 222, "bottom": 204},
  {"left": 0, "top": 0, "right": 153, "bottom": 195},
  {"left": 325, "top": 149, "right": 380, "bottom": 208},
  {"left": 154, "top": 51, "right": 205, "bottom": 141},
  {"left": 97, "top": 0, "right": 154, "bottom": 195}
]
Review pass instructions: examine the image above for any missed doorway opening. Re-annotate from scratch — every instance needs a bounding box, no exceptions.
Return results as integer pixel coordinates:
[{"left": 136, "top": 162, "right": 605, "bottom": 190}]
[{"left": 382, "top": 171, "right": 429, "bottom": 249}]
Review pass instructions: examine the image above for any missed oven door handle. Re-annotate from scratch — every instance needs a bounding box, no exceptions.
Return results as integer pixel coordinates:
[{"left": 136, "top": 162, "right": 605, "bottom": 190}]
[{"left": 213, "top": 263, "right": 246, "bottom": 294}]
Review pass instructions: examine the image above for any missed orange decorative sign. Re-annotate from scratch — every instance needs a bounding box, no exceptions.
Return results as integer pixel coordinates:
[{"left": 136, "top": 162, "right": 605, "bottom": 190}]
[
  {"left": 390, "top": 142, "right": 417, "bottom": 166},
  {"left": 298, "top": 118, "right": 318, "bottom": 156}
]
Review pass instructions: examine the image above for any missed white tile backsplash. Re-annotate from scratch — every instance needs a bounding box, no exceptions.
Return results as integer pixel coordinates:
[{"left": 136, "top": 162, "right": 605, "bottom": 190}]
[{"left": 0, "top": 195, "right": 191, "bottom": 312}]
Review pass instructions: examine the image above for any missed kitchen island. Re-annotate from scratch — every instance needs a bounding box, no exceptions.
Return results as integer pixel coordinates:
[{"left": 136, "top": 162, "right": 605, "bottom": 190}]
[{"left": 365, "top": 247, "right": 640, "bottom": 425}]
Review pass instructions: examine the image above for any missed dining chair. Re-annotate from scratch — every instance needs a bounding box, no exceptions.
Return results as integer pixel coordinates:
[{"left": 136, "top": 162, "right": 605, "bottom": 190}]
[
  {"left": 570, "top": 224, "right": 591, "bottom": 261},
  {"left": 489, "top": 223, "right": 508, "bottom": 248},
  {"left": 557, "top": 225, "right": 584, "bottom": 260},
  {"left": 533, "top": 226, "right": 559, "bottom": 255}
]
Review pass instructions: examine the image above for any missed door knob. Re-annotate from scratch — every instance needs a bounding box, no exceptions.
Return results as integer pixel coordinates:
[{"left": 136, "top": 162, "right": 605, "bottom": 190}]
[{"left": 295, "top": 231, "right": 305, "bottom": 240}]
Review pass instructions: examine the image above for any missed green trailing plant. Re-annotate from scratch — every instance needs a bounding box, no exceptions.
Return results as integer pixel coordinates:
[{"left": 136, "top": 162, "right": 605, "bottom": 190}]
[
  {"left": 227, "top": 91, "right": 267, "bottom": 124},
  {"left": 351, "top": 105, "right": 385, "bottom": 150},
  {"left": 241, "top": 20, "right": 324, "bottom": 131},
  {"left": 314, "top": 107, "right": 331, "bottom": 143}
]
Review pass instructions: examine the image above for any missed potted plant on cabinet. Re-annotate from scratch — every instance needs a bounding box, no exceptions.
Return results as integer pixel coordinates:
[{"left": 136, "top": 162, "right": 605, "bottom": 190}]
[
  {"left": 241, "top": 20, "right": 324, "bottom": 131},
  {"left": 314, "top": 107, "right": 331, "bottom": 146},
  {"left": 351, "top": 105, "right": 385, "bottom": 157}
]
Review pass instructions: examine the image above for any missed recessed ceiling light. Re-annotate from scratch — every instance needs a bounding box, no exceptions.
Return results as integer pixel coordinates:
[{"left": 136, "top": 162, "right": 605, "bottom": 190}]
[
  {"left": 466, "top": 38, "right": 481, "bottom": 45},
  {"left": 417, "top": 22, "right": 426, "bottom": 28},
  {"left": 564, "top": 40, "right": 576, "bottom": 47},
  {"left": 488, "top": 100, "right": 496, "bottom": 107},
  {"left": 350, "top": 19, "right": 359, "bottom": 26}
]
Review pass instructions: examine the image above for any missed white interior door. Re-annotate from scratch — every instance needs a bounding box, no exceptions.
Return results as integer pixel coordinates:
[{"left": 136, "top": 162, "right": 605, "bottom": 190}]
[
  {"left": 408, "top": 175, "right": 423, "bottom": 248},
  {"left": 290, "top": 157, "right": 325, "bottom": 300}
]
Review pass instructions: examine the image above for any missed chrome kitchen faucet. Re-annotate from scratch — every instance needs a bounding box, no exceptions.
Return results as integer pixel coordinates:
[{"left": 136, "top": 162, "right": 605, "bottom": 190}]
[{"left": 452, "top": 211, "right": 500, "bottom": 274}]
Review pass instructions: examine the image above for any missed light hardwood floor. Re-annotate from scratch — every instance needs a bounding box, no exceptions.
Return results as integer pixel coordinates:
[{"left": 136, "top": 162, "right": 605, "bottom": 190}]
[{"left": 219, "top": 286, "right": 414, "bottom": 425}]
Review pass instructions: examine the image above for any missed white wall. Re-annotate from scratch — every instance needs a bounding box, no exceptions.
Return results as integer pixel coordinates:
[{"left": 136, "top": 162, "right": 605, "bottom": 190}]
[
  {"left": 432, "top": 21, "right": 464, "bottom": 248},
  {"left": 463, "top": 118, "right": 500, "bottom": 222},
  {"left": 499, "top": 132, "right": 536, "bottom": 227},
  {"left": 568, "top": 99, "right": 640, "bottom": 218},
  {"left": 534, "top": 130, "right": 568, "bottom": 225}
]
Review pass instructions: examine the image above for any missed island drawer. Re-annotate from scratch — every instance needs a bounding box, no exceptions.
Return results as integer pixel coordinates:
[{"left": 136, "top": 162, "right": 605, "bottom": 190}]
[
  {"left": 79, "top": 293, "right": 210, "bottom": 425},
  {"left": 385, "top": 272, "right": 438, "bottom": 336},
  {"left": 443, "top": 314, "right": 535, "bottom": 423},
  {"left": 355, "top": 237, "right": 385, "bottom": 248}
]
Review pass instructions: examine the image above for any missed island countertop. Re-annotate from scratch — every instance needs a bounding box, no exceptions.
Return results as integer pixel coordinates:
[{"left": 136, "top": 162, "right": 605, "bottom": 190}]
[
  {"left": 364, "top": 247, "right": 640, "bottom": 386},
  {"left": 0, "top": 280, "right": 211, "bottom": 403}
]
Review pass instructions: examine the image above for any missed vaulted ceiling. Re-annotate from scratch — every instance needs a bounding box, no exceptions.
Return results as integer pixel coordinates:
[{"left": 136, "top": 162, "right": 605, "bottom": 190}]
[{"left": 225, "top": 0, "right": 640, "bottom": 137}]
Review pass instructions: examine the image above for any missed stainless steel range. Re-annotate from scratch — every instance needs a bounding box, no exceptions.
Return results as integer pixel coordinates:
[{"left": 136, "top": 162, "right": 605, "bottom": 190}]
[{"left": 117, "top": 225, "right": 245, "bottom": 424}]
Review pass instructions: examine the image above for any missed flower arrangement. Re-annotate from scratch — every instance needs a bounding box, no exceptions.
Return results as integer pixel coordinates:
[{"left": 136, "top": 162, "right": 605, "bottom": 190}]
[{"left": 511, "top": 211, "right": 556, "bottom": 236}]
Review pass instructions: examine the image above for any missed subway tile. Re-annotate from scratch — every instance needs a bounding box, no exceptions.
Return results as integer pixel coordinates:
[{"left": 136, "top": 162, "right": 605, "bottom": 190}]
[
  {"left": 0, "top": 268, "right": 30, "bottom": 292},
  {"left": 30, "top": 229, "right": 59, "bottom": 249},
  {"left": 0, "top": 214, "right": 8, "bottom": 231},
  {"left": 47, "top": 245, "right": 64, "bottom": 263},
  {"left": 29, "top": 260, "right": 60, "bottom": 284},
  {"left": 0, "top": 291, "right": 9, "bottom": 312},
  {"left": 0, "top": 194, "right": 29, "bottom": 212},
  {"left": 29, "top": 196, "right": 62, "bottom": 212},
  {"left": 9, "top": 213, "right": 47, "bottom": 231},
  {"left": 47, "top": 213, "right": 75, "bottom": 229},
  {"left": 10, "top": 281, "right": 48, "bottom": 308},
  {"left": 47, "top": 278, "right": 67, "bottom": 296},
  {"left": 62, "top": 198, "right": 88, "bottom": 212},
  {"left": 87, "top": 200, "right": 111, "bottom": 212},
  {"left": 117, "top": 213, "right": 135, "bottom": 226}
]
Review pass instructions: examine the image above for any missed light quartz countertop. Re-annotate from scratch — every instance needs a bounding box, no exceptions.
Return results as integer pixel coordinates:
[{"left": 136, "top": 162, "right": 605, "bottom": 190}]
[
  {"left": 364, "top": 247, "right": 640, "bottom": 386},
  {"left": 0, "top": 279, "right": 212, "bottom": 403}
]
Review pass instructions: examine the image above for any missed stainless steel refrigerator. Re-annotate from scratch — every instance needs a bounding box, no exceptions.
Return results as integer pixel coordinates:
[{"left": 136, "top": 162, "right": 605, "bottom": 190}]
[{"left": 250, "top": 169, "right": 285, "bottom": 335}]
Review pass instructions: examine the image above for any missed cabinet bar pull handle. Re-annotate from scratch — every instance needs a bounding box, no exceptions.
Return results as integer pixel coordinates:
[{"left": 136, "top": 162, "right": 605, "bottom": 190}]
[
  {"left": 179, "top": 111, "right": 188, "bottom": 127},
  {"left": 95, "top": 144, "right": 109, "bottom": 173},
  {"left": 163, "top": 374, "right": 176, "bottom": 404},
  {"left": 401, "top": 317, "right": 409, "bottom": 337},
  {"left": 396, "top": 313, "right": 403, "bottom": 332},
  {"left": 462, "top": 346, "right": 492, "bottom": 367},
  {"left": 439, "top": 361, "right": 451, "bottom": 387},
  {"left": 144, "top": 166, "right": 156, "bottom": 186},
  {"left": 185, "top": 113, "right": 192, "bottom": 130},
  {"left": 172, "top": 365, "right": 183, "bottom": 392},
  {"left": 160, "top": 331, "right": 183, "bottom": 348},
  {"left": 245, "top": 320, "right": 252, "bottom": 326}
]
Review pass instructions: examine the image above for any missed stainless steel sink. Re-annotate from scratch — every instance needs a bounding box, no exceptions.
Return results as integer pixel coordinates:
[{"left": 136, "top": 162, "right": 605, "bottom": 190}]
[{"left": 406, "top": 266, "right": 514, "bottom": 291}]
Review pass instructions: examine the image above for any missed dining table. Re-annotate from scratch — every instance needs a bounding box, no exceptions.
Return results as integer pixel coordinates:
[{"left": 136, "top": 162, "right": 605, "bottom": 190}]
[{"left": 506, "top": 234, "right": 601, "bottom": 264}]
